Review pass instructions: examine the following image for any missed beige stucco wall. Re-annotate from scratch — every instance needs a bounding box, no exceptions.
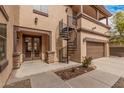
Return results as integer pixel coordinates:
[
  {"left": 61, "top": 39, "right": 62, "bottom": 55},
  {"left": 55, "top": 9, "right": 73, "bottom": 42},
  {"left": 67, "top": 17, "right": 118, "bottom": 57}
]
[
  {"left": 0, "top": 6, "right": 15, "bottom": 87},
  {"left": 80, "top": 17, "right": 109, "bottom": 34}
]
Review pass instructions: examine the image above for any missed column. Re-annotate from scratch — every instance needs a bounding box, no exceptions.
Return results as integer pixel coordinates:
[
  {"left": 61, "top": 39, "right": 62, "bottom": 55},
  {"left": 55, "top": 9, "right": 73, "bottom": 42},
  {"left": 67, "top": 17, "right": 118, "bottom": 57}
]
[
  {"left": 105, "top": 42, "right": 110, "bottom": 57},
  {"left": 80, "top": 5, "right": 83, "bottom": 13},
  {"left": 96, "top": 10, "right": 99, "bottom": 20}
]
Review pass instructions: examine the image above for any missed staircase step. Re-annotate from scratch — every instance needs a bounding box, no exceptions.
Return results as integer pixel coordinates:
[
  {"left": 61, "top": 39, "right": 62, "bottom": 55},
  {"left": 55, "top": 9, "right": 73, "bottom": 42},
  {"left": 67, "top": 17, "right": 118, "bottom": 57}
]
[
  {"left": 68, "top": 46, "right": 76, "bottom": 48},
  {"left": 68, "top": 48, "right": 77, "bottom": 50},
  {"left": 68, "top": 49, "right": 76, "bottom": 50},
  {"left": 68, "top": 45, "right": 76, "bottom": 47},
  {"left": 68, "top": 42, "right": 75, "bottom": 45},
  {"left": 63, "top": 27, "right": 75, "bottom": 31},
  {"left": 68, "top": 44, "right": 76, "bottom": 46},
  {"left": 60, "top": 32, "right": 68, "bottom": 34}
]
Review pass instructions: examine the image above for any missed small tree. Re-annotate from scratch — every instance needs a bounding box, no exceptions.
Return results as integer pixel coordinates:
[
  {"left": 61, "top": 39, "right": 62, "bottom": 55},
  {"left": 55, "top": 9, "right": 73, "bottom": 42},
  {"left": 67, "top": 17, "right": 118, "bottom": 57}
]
[
  {"left": 82, "top": 57, "right": 92, "bottom": 68},
  {"left": 110, "top": 11, "right": 124, "bottom": 45},
  {"left": 113, "top": 11, "right": 124, "bottom": 35}
]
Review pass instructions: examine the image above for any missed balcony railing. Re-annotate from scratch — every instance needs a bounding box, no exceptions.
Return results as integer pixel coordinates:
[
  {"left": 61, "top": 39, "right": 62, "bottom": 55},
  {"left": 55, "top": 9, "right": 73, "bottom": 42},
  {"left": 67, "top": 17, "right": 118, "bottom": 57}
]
[{"left": 67, "top": 15, "right": 77, "bottom": 28}]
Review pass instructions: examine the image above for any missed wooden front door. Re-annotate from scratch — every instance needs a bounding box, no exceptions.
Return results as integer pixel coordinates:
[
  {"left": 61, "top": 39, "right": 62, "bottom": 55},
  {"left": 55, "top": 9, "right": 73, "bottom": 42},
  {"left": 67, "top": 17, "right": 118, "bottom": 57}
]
[{"left": 23, "top": 35, "right": 41, "bottom": 61}]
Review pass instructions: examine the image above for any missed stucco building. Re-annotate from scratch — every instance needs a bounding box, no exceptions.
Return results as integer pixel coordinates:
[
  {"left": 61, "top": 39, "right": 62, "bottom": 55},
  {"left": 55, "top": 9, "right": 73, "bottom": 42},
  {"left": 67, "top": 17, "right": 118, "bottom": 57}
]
[{"left": 0, "top": 5, "right": 111, "bottom": 87}]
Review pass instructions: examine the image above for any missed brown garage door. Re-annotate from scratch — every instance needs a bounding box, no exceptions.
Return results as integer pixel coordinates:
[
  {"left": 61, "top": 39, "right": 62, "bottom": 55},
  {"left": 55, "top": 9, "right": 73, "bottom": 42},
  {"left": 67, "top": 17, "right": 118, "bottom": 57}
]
[{"left": 86, "top": 42, "right": 105, "bottom": 59}]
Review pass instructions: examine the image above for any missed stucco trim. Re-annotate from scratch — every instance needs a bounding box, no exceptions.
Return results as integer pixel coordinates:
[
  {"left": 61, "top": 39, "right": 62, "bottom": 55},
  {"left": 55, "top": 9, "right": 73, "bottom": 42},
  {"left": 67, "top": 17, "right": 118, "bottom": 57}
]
[
  {"left": 0, "top": 6, "right": 9, "bottom": 21},
  {"left": 77, "top": 13, "right": 111, "bottom": 29},
  {"left": 83, "top": 37, "right": 108, "bottom": 43},
  {"left": 77, "top": 27, "right": 110, "bottom": 38},
  {"left": 33, "top": 9, "right": 48, "bottom": 17},
  {"left": 14, "top": 25, "right": 51, "bottom": 34}
]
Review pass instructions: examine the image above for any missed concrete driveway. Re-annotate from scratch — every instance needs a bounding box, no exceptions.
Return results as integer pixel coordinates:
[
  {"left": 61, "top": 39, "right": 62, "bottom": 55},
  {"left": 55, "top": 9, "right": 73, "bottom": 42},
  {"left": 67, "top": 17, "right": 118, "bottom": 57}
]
[
  {"left": 5, "top": 57, "right": 124, "bottom": 88},
  {"left": 67, "top": 57, "right": 124, "bottom": 88}
]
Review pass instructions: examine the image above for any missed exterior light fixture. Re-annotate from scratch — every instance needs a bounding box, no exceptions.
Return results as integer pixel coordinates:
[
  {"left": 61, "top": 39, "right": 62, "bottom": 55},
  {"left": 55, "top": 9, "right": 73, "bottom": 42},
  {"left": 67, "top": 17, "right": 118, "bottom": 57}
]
[
  {"left": 65, "top": 8, "right": 69, "bottom": 13},
  {"left": 34, "top": 17, "right": 38, "bottom": 25}
]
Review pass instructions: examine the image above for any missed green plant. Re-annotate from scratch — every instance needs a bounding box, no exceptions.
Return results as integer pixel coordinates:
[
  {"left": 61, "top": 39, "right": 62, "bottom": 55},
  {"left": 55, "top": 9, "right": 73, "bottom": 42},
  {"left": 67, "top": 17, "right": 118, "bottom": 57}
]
[
  {"left": 110, "top": 11, "right": 124, "bottom": 45},
  {"left": 82, "top": 57, "right": 92, "bottom": 68}
]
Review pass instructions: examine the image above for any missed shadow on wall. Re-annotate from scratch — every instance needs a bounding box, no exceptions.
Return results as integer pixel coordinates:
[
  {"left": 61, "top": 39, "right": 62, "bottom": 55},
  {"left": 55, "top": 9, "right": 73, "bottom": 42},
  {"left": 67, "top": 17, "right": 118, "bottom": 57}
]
[{"left": 56, "top": 23, "right": 63, "bottom": 62}]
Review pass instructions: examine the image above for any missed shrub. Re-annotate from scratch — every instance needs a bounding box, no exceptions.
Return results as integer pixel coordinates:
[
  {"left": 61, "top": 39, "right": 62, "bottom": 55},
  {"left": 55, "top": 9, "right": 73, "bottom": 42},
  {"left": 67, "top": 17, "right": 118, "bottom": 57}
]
[{"left": 82, "top": 57, "right": 92, "bottom": 68}]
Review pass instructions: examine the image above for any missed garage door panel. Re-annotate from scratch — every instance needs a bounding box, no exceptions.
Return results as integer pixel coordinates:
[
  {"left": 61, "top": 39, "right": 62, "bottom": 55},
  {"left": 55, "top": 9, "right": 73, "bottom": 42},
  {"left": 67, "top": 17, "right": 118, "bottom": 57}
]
[{"left": 86, "top": 42, "right": 105, "bottom": 59}]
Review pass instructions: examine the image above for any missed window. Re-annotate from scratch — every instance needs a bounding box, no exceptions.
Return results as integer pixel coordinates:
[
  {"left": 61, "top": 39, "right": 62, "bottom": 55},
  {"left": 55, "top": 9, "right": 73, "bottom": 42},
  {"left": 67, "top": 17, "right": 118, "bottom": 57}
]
[
  {"left": 33, "top": 5, "right": 48, "bottom": 14},
  {"left": 0, "top": 24, "right": 6, "bottom": 61}
]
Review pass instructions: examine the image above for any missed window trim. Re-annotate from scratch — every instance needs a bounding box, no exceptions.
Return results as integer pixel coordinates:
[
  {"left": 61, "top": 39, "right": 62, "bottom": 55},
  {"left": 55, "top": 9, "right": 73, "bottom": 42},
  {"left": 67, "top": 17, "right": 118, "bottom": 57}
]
[
  {"left": 33, "top": 5, "right": 48, "bottom": 17},
  {"left": 33, "top": 9, "right": 48, "bottom": 17},
  {"left": 0, "top": 23, "right": 8, "bottom": 72}
]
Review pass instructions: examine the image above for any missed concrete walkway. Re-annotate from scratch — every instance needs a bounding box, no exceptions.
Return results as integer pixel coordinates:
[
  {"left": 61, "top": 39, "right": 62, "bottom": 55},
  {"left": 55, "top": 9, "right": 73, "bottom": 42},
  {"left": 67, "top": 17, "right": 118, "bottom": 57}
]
[
  {"left": 6, "top": 57, "right": 124, "bottom": 88},
  {"left": 7, "top": 60, "right": 80, "bottom": 85},
  {"left": 30, "top": 72, "right": 71, "bottom": 88}
]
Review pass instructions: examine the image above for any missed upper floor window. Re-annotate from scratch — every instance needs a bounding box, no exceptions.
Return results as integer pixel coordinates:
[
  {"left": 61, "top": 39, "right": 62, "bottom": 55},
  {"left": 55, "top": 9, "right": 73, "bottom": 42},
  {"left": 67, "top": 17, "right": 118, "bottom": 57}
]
[
  {"left": 0, "top": 24, "right": 6, "bottom": 61},
  {"left": 33, "top": 5, "right": 48, "bottom": 16}
]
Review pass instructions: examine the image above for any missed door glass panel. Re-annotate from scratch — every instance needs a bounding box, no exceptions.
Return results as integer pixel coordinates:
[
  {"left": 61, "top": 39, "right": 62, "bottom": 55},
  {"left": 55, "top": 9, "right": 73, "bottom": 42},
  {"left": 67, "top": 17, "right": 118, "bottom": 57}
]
[
  {"left": 34, "top": 38, "right": 40, "bottom": 52},
  {"left": 24, "top": 37, "right": 32, "bottom": 59},
  {"left": 25, "top": 37, "right": 32, "bottom": 52},
  {"left": 33, "top": 38, "right": 40, "bottom": 57}
]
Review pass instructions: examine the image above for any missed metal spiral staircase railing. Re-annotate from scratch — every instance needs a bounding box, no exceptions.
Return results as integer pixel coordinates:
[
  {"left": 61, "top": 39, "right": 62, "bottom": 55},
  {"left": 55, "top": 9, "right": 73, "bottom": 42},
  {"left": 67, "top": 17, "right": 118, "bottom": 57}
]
[{"left": 59, "top": 15, "right": 77, "bottom": 63}]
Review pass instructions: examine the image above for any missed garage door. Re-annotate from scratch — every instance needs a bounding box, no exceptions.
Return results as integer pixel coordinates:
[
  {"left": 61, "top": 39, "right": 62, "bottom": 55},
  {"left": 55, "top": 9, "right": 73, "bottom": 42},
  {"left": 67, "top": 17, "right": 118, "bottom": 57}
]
[{"left": 86, "top": 42, "right": 105, "bottom": 59}]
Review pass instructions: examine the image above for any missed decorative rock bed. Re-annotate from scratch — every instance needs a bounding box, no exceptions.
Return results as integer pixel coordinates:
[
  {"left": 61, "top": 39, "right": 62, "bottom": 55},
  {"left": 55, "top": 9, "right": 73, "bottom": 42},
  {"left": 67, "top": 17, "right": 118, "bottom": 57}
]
[{"left": 55, "top": 65, "right": 96, "bottom": 80}]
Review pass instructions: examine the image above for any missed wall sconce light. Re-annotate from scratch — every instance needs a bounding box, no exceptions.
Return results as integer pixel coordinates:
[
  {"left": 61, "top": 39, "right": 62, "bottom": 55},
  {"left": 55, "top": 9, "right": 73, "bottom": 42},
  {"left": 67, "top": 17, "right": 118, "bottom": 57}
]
[
  {"left": 65, "top": 8, "right": 69, "bottom": 13},
  {"left": 34, "top": 17, "right": 38, "bottom": 25}
]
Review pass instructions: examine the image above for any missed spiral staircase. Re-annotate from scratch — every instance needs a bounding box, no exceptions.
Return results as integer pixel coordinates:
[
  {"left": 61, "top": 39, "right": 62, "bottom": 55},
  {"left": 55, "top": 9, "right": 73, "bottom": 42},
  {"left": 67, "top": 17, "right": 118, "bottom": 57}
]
[{"left": 59, "top": 15, "right": 77, "bottom": 63}]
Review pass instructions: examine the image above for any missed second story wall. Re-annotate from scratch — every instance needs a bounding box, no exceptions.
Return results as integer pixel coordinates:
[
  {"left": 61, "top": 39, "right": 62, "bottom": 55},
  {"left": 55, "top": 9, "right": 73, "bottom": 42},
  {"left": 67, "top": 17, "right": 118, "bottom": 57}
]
[
  {"left": 80, "top": 16, "right": 109, "bottom": 34},
  {"left": 13, "top": 5, "right": 20, "bottom": 25},
  {"left": 16, "top": 5, "right": 72, "bottom": 32},
  {"left": 13, "top": 5, "right": 111, "bottom": 36}
]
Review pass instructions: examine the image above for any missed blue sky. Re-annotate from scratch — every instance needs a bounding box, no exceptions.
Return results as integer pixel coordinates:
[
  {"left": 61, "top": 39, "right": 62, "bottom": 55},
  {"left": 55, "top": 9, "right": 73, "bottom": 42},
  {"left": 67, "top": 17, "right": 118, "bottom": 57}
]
[{"left": 105, "top": 5, "right": 124, "bottom": 14}]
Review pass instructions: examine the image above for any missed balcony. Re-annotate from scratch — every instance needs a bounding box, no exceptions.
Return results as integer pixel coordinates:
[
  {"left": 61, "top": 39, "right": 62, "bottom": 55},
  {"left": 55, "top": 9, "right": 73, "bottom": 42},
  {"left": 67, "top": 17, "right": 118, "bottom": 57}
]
[
  {"left": 71, "top": 5, "right": 112, "bottom": 35},
  {"left": 77, "top": 13, "right": 110, "bottom": 34}
]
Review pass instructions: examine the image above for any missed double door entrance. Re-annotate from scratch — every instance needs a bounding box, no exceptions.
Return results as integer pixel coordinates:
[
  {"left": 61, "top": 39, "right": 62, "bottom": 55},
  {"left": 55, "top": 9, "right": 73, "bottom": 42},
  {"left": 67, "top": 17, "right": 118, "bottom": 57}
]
[{"left": 23, "top": 35, "right": 41, "bottom": 61}]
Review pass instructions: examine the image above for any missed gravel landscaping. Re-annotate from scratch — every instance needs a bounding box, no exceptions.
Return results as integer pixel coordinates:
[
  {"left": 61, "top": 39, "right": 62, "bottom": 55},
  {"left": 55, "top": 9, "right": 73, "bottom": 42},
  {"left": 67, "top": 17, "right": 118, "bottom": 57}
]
[
  {"left": 112, "top": 77, "right": 124, "bottom": 88},
  {"left": 55, "top": 65, "right": 96, "bottom": 80},
  {"left": 4, "top": 79, "right": 31, "bottom": 88}
]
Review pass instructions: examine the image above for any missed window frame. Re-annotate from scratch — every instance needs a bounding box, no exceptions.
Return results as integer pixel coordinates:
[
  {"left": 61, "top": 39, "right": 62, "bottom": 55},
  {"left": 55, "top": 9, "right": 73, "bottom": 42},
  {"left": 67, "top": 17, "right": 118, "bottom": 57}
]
[
  {"left": 33, "top": 5, "right": 48, "bottom": 17},
  {"left": 0, "top": 23, "right": 8, "bottom": 73}
]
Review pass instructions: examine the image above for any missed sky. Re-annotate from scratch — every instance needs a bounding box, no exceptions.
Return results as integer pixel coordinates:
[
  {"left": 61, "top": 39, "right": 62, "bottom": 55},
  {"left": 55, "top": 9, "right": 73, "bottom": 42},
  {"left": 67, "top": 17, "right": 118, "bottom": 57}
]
[{"left": 105, "top": 5, "right": 124, "bottom": 14}]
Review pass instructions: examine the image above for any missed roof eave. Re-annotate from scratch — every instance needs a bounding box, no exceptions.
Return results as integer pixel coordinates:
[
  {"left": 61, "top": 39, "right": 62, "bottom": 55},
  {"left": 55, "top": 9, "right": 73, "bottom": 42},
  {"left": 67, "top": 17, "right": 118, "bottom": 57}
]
[{"left": 94, "top": 5, "right": 112, "bottom": 17}]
